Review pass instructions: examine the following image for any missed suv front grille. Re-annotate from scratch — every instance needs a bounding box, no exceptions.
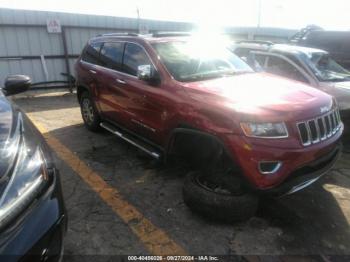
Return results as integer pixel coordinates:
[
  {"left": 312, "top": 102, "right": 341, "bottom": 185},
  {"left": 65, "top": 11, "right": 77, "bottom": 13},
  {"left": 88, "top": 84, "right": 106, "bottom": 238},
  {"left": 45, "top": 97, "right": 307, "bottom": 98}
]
[{"left": 297, "top": 109, "right": 341, "bottom": 146}]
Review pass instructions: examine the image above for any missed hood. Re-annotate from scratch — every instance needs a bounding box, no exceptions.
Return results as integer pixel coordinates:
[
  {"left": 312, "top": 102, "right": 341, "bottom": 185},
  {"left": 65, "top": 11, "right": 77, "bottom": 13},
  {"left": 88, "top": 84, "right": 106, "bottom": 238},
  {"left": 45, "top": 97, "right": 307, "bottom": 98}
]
[
  {"left": 0, "top": 93, "right": 51, "bottom": 181},
  {"left": 181, "top": 73, "right": 333, "bottom": 120},
  {"left": 0, "top": 95, "right": 13, "bottom": 143},
  {"left": 319, "top": 81, "right": 350, "bottom": 110},
  {"left": 334, "top": 81, "right": 350, "bottom": 91}
]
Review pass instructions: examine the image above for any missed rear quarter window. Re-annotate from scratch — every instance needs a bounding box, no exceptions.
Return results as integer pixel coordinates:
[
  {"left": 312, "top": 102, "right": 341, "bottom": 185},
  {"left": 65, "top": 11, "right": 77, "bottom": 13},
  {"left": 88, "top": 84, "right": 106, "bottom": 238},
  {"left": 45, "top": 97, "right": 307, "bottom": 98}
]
[{"left": 81, "top": 42, "right": 102, "bottom": 65}]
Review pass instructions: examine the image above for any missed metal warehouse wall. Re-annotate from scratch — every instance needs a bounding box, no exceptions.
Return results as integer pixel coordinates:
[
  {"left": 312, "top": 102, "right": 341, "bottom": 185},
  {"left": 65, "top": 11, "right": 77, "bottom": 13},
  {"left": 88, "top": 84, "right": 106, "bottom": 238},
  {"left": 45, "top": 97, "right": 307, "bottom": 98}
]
[
  {"left": 0, "top": 8, "right": 297, "bottom": 88},
  {"left": 0, "top": 8, "right": 193, "bottom": 87}
]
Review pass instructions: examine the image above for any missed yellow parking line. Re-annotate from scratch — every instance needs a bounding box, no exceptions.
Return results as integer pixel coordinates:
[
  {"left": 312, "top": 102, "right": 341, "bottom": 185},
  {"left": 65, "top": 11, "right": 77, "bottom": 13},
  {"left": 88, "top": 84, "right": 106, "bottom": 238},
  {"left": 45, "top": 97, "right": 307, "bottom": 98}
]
[{"left": 27, "top": 114, "right": 187, "bottom": 256}]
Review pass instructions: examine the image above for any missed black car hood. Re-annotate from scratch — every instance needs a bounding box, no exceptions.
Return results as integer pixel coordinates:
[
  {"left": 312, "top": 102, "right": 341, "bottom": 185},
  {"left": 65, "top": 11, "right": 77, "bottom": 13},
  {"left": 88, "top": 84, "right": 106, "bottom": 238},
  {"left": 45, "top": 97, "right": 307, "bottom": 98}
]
[
  {"left": 0, "top": 92, "right": 54, "bottom": 181},
  {"left": 0, "top": 94, "right": 13, "bottom": 142}
]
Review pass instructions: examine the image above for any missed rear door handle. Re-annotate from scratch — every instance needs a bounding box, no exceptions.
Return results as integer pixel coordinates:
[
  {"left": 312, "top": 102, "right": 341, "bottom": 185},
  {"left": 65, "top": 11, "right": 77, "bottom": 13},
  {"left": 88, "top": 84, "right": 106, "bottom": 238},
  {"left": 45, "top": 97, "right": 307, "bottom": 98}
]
[
  {"left": 89, "top": 70, "right": 97, "bottom": 74},
  {"left": 116, "top": 79, "right": 127, "bottom": 84}
]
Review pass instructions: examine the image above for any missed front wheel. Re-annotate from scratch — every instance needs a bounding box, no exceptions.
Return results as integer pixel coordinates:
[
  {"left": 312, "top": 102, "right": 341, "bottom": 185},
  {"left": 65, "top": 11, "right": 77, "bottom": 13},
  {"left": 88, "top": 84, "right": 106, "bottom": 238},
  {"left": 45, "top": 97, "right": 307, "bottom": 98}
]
[
  {"left": 182, "top": 171, "right": 259, "bottom": 222},
  {"left": 80, "top": 91, "right": 101, "bottom": 132}
]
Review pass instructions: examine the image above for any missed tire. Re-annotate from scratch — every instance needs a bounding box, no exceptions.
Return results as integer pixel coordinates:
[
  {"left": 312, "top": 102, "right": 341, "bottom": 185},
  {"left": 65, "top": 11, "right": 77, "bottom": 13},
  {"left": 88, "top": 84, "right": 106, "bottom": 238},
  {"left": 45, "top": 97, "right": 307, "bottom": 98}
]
[
  {"left": 182, "top": 171, "right": 259, "bottom": 222},
  {"left": 80, "top": 91, "right": 101, "bottom": 131}
]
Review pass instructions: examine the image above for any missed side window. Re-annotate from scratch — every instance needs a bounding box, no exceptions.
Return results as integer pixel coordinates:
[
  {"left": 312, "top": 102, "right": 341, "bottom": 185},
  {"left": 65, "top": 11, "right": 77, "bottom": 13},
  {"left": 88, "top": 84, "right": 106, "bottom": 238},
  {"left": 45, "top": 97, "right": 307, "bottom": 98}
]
[
  {"left": 266, "top": 56, "right": 309, "bottom": 83},
  {"left": 82, "top": 42, "right": 102, "bottom": 65},
  {"left": 254, "top": 54, "right": 267, "bottom": 67},
  {"left": 234, "top": 48, "right": 251, "bottom": 59},
  {"left": 123, "top": 43, "right": 152, "bottom": 76},
  {"left": 247, "top": 53, "right": 267, "bottom": 71},
  {"left": 284, "top": 54, "right": 305, "bottom": 69},
  {"left": 100, "top": 42, "right": 124, "bottom": 70}
]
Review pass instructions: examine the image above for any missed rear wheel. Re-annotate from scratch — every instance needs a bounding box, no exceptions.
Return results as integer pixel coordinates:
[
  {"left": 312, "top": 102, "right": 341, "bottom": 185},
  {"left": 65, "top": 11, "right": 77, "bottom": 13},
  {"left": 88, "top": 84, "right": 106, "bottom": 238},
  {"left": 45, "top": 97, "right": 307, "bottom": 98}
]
[
  {"left": 182, "top": 171, "right": 259, "bottom": 222},
  {"left": 80, "top": 91, "right": 101, "bottom": 131}
]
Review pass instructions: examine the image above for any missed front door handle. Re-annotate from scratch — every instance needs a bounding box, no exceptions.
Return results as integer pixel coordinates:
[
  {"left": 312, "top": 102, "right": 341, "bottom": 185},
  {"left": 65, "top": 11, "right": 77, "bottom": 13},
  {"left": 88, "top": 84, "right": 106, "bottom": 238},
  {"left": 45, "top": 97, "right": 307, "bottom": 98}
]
[
  {"left": 116, "top": 79, "right": 127, "bottom": 84},
  {"left": 89, "top": 69, "right": 97, "bottom": 74}
]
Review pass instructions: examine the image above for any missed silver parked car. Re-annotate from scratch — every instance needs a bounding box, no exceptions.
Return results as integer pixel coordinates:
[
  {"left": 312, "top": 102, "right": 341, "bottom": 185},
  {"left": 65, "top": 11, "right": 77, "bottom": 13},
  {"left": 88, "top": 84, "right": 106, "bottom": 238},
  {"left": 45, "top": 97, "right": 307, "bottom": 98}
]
[{"left": 230, "top": 41, "right": 350, "bottom": 114}]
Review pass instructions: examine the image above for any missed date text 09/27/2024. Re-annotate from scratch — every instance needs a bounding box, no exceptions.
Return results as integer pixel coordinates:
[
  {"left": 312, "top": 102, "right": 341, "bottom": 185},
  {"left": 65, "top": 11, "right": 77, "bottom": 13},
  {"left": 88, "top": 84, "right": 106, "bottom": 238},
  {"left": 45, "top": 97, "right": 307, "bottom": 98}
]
[{"left": 127, "top": 256, "right": 219, "bottom": 261}]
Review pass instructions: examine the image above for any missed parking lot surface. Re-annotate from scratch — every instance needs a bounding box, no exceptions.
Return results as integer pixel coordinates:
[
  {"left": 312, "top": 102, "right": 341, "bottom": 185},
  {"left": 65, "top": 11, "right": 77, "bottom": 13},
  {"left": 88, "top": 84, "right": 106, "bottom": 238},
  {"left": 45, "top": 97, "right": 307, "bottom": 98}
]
[{"left": 14, "top": 92, "right": 350, "bottom": 260}]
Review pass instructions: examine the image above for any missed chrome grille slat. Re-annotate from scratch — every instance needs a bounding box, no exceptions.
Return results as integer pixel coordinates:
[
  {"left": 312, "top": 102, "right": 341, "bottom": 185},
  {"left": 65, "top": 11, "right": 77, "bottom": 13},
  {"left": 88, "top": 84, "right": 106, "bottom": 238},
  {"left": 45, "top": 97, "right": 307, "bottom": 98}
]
[
  {"left": 314, "top": 120, "right": 321, "bottom": 142},
  {"left": 305, "top": 122, "right": 312, "bottom": 143},
  {"left": 322, "top": 117, "right": 327, "bottom": 139},
  {"left": 317, "top": 117, "right": 326, "bottom": 140},
  {"left": 336, "top": 109, "right": 341, "bottom": 125},
  {"left": 325, "top": 115, "right": 331, "bottom": 137},
  {"left": 334, "top": 111, "right": 339, "bottom": 126},
  {"left": 330, "top": 112, "right": 336, "bottom": 133},
  {"left": 308, "top": 120, "right": 319, "bottom": 143},
  {"left": 297, "top": 109, "right": 342, "bottom": 146}
]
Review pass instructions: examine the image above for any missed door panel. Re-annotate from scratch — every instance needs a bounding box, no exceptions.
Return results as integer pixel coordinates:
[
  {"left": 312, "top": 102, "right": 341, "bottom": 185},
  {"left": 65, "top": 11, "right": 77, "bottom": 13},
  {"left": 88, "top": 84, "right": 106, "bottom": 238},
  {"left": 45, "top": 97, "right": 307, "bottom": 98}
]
[
  {"left": 95, "top": 67, "right": 134, "bottom": 128},
  {"left": 118, "top": 43, "right": 170, "bottom": 144},
  {"left": 94, "top": 42, "right": 134, "bottom": 127},
  {"left": 79, "top": 41, "right": 103, "bottom": 112},
  {"left": 118, "top": 75, "right": 170, "bottom": 144}
]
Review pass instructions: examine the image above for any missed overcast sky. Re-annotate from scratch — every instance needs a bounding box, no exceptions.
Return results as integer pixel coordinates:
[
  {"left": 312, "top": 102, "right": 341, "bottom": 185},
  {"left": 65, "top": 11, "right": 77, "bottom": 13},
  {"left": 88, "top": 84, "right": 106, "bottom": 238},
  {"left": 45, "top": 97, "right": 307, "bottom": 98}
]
[{"left": 0, "top": 0, "right": 349, "bottom": 30}]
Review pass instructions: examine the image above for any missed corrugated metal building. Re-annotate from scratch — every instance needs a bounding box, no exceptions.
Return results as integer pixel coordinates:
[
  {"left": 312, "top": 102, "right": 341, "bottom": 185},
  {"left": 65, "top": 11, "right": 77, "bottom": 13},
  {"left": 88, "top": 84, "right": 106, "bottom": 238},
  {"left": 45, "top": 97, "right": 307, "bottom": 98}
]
[{"left": 0, "top": 8, "right": 297, "bottom": 88}]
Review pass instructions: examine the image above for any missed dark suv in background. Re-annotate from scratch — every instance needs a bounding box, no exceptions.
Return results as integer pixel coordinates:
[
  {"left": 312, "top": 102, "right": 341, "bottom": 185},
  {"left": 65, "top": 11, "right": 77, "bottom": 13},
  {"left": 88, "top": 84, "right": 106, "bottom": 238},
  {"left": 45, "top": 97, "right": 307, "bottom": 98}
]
[
  {"left": 75, "top": 32, "right": 343, "bottom": 221},
  {"left": 290, "top": 26, "right": 350, "bottom": 70}
]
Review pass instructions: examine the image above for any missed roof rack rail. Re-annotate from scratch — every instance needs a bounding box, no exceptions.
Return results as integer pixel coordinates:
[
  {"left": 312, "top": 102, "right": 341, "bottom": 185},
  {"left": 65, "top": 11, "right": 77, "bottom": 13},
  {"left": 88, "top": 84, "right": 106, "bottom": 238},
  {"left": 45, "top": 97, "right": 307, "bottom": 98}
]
[
  {"left": 151, "top": 31, "right": 192, "bottom": 37},
  {"left": 236, "top": 40, "right": 274, "bottom": 45},
  {"left": 96, "top": 32, "right": 140, "bottom": 37}
]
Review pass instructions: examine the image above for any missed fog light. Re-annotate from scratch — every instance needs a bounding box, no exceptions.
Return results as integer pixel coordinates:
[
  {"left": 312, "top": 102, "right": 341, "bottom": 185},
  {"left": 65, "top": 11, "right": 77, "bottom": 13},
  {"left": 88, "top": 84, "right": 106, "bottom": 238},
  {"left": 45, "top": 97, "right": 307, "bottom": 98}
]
[{"left": 258, "top": 161, "right": 282, "bottom": 174}]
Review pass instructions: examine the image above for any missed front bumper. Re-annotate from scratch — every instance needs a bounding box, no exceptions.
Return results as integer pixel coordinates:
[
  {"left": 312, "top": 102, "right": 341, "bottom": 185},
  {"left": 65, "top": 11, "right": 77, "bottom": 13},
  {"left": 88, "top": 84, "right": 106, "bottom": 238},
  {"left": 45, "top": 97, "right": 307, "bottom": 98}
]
[
  {"left": 262, "top": 142, "right": 342, "bottom": 196},
  {"left": 223, "top": 124, "right": 343, "bottom": 191},
  {"left": 0, "top": 169, "right": 66, "bottom": 262}
]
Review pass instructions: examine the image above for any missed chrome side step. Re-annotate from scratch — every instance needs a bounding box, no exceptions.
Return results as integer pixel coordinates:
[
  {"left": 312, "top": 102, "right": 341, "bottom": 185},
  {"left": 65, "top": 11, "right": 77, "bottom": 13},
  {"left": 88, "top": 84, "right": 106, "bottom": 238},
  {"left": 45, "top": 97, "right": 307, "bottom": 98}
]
[{"left": 100, "top": 122, "right": 161, "bottom": 159}]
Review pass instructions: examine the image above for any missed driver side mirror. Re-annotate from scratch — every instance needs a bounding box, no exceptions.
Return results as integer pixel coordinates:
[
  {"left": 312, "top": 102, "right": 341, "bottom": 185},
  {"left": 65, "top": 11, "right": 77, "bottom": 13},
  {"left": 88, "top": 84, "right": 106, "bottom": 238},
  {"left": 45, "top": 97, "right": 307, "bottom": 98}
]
[
  {"left": 2, "top": 75, "right": 31, "bottom": 96},
  {"left": 137, "top": 65, "right": 160, "bottom": 85}
]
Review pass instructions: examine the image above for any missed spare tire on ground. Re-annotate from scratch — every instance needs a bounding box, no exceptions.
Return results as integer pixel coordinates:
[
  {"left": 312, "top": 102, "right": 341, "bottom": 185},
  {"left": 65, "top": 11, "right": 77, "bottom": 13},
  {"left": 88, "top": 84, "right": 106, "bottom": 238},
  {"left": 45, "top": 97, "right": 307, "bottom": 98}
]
[{"left": 182, "top": 171, "right": 259, "bottom": 222}]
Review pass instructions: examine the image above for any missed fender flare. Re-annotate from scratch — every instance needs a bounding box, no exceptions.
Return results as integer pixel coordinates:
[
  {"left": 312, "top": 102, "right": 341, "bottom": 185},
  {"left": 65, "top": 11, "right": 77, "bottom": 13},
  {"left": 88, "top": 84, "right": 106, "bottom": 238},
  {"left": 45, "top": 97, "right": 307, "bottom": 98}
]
[
  {"left": 76, "top": 83, "right": 90, "bottom": 102},
  {"left": 165, "top": 127, "right": 235, "bottom": 165},
  {"left": 166, "top": 127, "right": 254, "bottom": 191}
]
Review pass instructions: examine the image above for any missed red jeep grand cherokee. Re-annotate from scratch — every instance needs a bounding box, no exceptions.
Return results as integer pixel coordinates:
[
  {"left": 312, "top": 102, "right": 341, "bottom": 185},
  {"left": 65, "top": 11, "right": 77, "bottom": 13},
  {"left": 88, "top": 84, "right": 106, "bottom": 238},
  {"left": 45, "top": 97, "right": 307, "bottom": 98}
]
[{"left": 75, "top": 32, "right": 343, "bottom": 221}]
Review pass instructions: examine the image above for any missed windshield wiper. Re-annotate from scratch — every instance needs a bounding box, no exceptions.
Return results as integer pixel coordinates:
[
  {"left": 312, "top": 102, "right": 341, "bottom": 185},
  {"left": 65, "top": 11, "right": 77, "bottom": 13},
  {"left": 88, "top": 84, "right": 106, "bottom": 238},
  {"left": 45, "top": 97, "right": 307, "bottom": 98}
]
[
  {"left": 180, "top": 74, "right": 219, "bottom": 82},
  {"left": 220, "top": 70, "right": 253, "bottom": 76},
  {"left": 326, "top": 77, "right": 350, "bottom": 82},
  {"left": 180, "top": 70, "right": 254, "bottom": 82}
]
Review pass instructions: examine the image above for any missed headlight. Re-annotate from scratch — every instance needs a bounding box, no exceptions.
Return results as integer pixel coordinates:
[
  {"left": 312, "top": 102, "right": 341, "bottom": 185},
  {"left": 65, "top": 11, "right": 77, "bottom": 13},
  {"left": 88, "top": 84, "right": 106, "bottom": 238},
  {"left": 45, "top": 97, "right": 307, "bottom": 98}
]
[
  {"left": 240, "top": 122, "right": 288, "bottom": 138},
  {"left": 0, "top": 122, "right": 48, "bottom": 229}
]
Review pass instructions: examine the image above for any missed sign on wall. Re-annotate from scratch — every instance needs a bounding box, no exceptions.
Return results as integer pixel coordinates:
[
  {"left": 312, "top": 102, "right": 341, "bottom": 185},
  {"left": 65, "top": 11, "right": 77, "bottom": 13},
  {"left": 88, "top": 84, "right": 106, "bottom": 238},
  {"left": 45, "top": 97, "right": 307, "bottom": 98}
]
[{"left": 46, "top": 19, "right": 62, "bottom": 33}]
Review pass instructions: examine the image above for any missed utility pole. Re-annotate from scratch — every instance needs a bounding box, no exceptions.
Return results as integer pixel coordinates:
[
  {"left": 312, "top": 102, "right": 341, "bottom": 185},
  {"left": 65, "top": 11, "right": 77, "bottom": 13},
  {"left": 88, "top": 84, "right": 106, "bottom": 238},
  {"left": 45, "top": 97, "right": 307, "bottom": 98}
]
[
  {"left": 136, "top": 7, "right": 140, "bottom": 33},
  {"left": 257, "top": 0, "right": 262, "bottom": 28}
]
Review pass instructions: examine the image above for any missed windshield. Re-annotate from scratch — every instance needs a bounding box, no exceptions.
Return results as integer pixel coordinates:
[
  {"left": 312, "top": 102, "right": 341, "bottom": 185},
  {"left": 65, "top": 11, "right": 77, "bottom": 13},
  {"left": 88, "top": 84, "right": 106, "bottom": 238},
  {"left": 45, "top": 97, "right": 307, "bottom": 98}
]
[
  {"left": 302, "top": 52, "right": 350, "bottom": 82},
  {"left": 152, "top": 40, "right": 253, "bottom": 82}
]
